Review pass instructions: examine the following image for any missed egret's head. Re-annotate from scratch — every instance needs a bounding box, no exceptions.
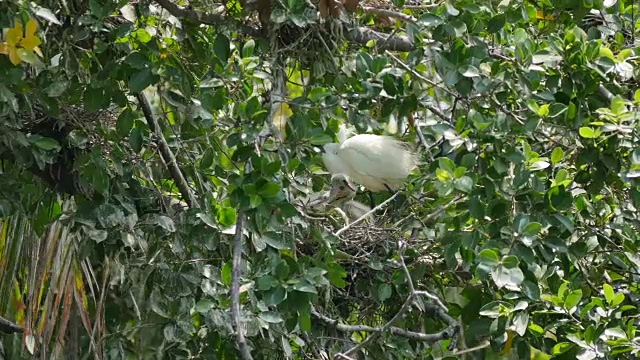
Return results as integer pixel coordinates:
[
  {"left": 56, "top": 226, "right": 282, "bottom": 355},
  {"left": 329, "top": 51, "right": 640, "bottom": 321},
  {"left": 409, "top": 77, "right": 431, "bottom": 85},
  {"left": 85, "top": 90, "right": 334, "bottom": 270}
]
[
  {"left": 328, "top": 174, "right": 356, "bottom": 204},
  {"left": 323, "top": 142, "right": 340, "bottom": 155}
]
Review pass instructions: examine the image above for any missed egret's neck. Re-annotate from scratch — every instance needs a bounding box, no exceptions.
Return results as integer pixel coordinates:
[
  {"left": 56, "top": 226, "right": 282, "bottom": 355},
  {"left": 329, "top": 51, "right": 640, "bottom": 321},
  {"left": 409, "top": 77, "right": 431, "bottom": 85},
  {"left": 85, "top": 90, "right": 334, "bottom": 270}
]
[
  {"left": 337, "top": 124, "right": 352, "bottom": 143},
  {"left": 323, "top": 143, "right": 340, "bottom": 154}
]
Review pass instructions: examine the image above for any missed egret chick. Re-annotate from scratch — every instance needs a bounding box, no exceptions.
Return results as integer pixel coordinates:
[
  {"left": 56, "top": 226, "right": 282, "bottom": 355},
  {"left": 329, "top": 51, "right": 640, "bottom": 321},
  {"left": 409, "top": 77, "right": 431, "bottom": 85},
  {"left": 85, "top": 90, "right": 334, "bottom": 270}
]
[
  {"left": 322, "top": 131, "right": 419, "bottom": 192},
  {"left": 327, "top": 174, "right": 374, "bottom": 224}
]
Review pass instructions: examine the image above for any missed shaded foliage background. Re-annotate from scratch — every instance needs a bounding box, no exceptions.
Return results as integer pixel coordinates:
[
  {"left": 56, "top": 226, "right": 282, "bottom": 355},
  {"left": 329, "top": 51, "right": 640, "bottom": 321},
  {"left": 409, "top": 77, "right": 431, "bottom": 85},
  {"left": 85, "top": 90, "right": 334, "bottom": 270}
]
[{"left": 1, "top": 0, "right": 640, "bottom": 359}]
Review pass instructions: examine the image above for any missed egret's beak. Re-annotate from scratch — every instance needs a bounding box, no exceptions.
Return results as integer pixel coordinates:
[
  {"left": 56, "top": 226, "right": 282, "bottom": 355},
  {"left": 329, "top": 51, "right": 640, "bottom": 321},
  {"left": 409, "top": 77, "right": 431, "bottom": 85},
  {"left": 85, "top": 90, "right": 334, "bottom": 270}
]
[{"left": 344, "top": 181, "right": 356, "bottom": 192}]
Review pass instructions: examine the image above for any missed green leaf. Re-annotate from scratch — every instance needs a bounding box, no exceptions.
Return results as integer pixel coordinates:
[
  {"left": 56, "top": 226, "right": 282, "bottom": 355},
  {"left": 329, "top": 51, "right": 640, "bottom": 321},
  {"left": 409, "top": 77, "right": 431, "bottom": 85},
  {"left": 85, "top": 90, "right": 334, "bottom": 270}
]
[
  {"left": 214, "top": 34, "right": 231, "bottom": 63},
  {"left": 603, "top": 283, "right": 614, "bottom": 305},
  {"left": 130, "top": 127, "right": 143, "bottom": 153},
  {"left": 459, "top": 65, "right": 480, "bottom": 77},
  {"left": 487, "top": 14, "right": 506, "bottom": 33},
  {"left": 116, "top": 108, "right": 135, "bottom": 137},
  {"left": 579, "top": 127, "right": 598, "bottom": 138},
  {"left": 551, "top": 147, "right": 563, "bottom": 165},
  {"left": 259, "top": 311, "right": 284, "bottom": 323},
  {"left": 195, "top": 299, "right": 216, "bottom": 313},
  {"left": 417, "top": 13, "right": 444, "bottom": 27},
  {"left": 522, "top": 222, "right": 542, "bottom": 237},
  {"left": 242, "top": 39, "right": 255, "bottom": 58},
  {"left": 84, "top": 87, "right": 105, "bottom": 112},
  {"left": 377, "top": 283, "right": 392, "bottom": 302},
  {"left": 478, "top": 249, "right": 500, "bottom": 266},
  {"left": 492, "top": 265, "right": 524, "bottom": 289},
  {"left": 564, "top": 289, "right": 583, "bottom": 312},
  {"left": 453, "top": 176, "right": 473, "bottom": 193},
  {"left": 258, "top": 182, "right": 281, "bottom": 198},
  {"left": 263, "top": 233, "right": 292, "bottom": 250},
  {"left": 31, "top": 137, "right": 61, "bottom": 151},
  {"left": 501, "top": 256, "right": 520, "bottom": 268},
  {"left": 298, "top": 311, "right": 311, "bottom": 331},
  {"left": 34, "top": 6, "right": 62, "bottom": 24},
  {"left": 264, "top": 287, "right": 287, "bottom": 306},
  {"left": 257, "top": 275, "right": 278, "bottom": 290},
  {"left": 292, "top": 280, "right": 317, "bottom": 293},
  {"left": 217, "top": 207, "right": 237, "bottom": 227},
  {"left": 270, "top": 9, "right": 287, "bottom": 23},
  {"left": 445, "top": 0, "right": 459, "bottom": 16},
  {"left": 552, "top": 342, "right": 573, "bottom": 355},
  {"left": 221, "top": 262, "right": 232, "bottom": 287},
  {"left": 275, "top": 259, "right": 290, "bottom": 279},
  {"left": 604, "top": 327, "right": 627, "bottom": 339},
  {"left": 479, "top": 301, "right": 503, "bottom": 318},
  {"left": 86, "top": 228, "right": 108, "bottom": 243},
  {"left": 129, "top": 68, "right": 155, "bottom": 93},
  {"left": 200, "top": 148, "right": 215, "bottom": 169}
]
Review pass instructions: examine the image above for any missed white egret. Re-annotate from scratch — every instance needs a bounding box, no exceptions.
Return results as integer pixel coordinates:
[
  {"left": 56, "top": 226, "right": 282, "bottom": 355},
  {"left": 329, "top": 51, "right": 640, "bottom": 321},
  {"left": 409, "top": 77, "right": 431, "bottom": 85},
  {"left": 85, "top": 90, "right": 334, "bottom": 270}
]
[{"left": 322, "top": 126, "right": 419, "bottom": 192}]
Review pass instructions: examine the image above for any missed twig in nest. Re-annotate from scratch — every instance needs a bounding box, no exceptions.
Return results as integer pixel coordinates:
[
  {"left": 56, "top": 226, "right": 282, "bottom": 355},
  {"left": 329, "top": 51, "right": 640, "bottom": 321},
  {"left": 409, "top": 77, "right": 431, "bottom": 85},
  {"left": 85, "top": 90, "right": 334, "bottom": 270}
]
[
  {"left": 231, "top": 212, "right": 253, "bottom": 360},
  {"left": 335, "top": 192, "right": 398, "bottom": 236}
]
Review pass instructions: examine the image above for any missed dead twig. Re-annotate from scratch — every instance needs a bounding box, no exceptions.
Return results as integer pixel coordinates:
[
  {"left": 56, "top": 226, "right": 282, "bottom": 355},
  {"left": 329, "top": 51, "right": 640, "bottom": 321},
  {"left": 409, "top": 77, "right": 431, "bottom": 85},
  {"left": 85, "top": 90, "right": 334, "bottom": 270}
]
[{"left": 335, "top": 192, "right": 399, "bottom": 236}]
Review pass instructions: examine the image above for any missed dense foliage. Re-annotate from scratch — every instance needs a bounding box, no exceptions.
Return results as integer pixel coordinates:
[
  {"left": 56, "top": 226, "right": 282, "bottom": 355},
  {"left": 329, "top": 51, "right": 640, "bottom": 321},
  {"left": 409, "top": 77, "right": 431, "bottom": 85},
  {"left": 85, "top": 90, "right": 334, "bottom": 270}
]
[{"left": 1, "top": 0, "right": 640, "bottom": 359}]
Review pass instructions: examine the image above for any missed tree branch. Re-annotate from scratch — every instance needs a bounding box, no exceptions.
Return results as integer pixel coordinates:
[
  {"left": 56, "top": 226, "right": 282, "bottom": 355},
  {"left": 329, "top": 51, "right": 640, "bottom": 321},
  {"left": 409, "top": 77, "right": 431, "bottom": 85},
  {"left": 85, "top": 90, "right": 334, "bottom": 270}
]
[
  {"left": 136, "top": 93, "right": 199, "bottom": 209},
  {"left": 362, "top": 7, "right": 417, "bottom": 24},
  {"left": 153, "top": 0, "right": 263, "bottom": 38},
  {"left": 230, "top": 212, "right": 253, "bottom": 360},
  {"left": 311, "top": 308, "right": 455, "bottom": 343},
  {"left": 348, "top": 27, "right": 414, "bottom": 52}
]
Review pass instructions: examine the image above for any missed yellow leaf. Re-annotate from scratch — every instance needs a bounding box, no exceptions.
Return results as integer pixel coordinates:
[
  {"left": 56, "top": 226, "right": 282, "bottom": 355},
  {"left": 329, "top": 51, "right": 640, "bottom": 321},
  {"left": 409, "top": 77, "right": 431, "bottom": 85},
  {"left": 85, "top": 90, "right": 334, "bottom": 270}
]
[
  {"left": 25, "top": 18, "right": 38, "bottom": 38},
  {"left": 21, "top": 19, "right": 41, "bottom": 50},
  {"left": 500, "top": 330, "right": 514, "bottom": 355},
  {"left": 5, "top": 24, "right": 22, "bottom": 47},
  {"left": 8, "top": 47, "right": 21, "bottom": 65},
  {"left": 0, "top": 42, "right": 9, "bottom": 55},
  {"left": 20, "top": 35, "right": 41, "bottom": 51},
  {"left": 272, "top": 103, "right": 291, "bottom": 140}
]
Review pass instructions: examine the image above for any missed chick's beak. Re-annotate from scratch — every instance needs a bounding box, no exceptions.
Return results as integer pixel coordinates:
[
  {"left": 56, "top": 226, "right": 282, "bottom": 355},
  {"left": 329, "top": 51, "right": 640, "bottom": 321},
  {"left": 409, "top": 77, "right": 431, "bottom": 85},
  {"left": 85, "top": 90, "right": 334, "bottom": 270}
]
[{"left": 344, "top": 181, "right": 356, "bottom": 192}]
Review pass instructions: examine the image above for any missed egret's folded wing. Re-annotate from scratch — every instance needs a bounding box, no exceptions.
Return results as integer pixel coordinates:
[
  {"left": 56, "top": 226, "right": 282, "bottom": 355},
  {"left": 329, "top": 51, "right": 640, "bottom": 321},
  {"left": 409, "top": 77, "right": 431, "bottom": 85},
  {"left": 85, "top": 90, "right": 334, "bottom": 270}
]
[{"left": 340, "top": 137, "right": 416, "bottom": 180}]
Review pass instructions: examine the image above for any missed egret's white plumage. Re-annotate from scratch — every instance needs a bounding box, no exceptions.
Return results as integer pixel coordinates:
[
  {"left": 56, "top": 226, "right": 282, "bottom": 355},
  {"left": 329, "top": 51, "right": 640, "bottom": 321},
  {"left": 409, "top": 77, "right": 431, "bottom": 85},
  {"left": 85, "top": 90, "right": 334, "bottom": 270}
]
[{"left": 322, "top": 130, "right": 419, "bottom": 192}]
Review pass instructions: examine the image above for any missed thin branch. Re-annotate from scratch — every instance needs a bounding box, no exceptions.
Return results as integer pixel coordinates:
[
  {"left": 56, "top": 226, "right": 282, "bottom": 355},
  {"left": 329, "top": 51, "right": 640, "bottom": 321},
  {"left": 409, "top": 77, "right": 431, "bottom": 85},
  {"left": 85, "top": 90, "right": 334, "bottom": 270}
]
[
  {"left": 336, "top": 237, "right": 459, "bottom": 357},
  {"left": 335, "top": 192, "right": 399, "bottom": 236},
  {"left": 598, "top": 84, "right": 614, "bottom": 102},
  {"left": 230, "top": 212, "right": 253, "bottom": 360},
  {"left": 153, "top": 0, "right": 262, "bottom": 38},
  {"left": 435, "top": 341, "right": 490, "bottom": 359},
  {"left": 370, "top": 2, "right": 443, "bottom": 9},
  {"left": 385, "top": 50, "right": 458, "bottom": 98},
  {"left": 136, "top": 93, "right": 199, "bottom": 209},
  {"left": 311, "top": 308, "right": 455, "bottom": 343},
  {"left": 362, "top": 7, "right": 417, "bottom": 24}
]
